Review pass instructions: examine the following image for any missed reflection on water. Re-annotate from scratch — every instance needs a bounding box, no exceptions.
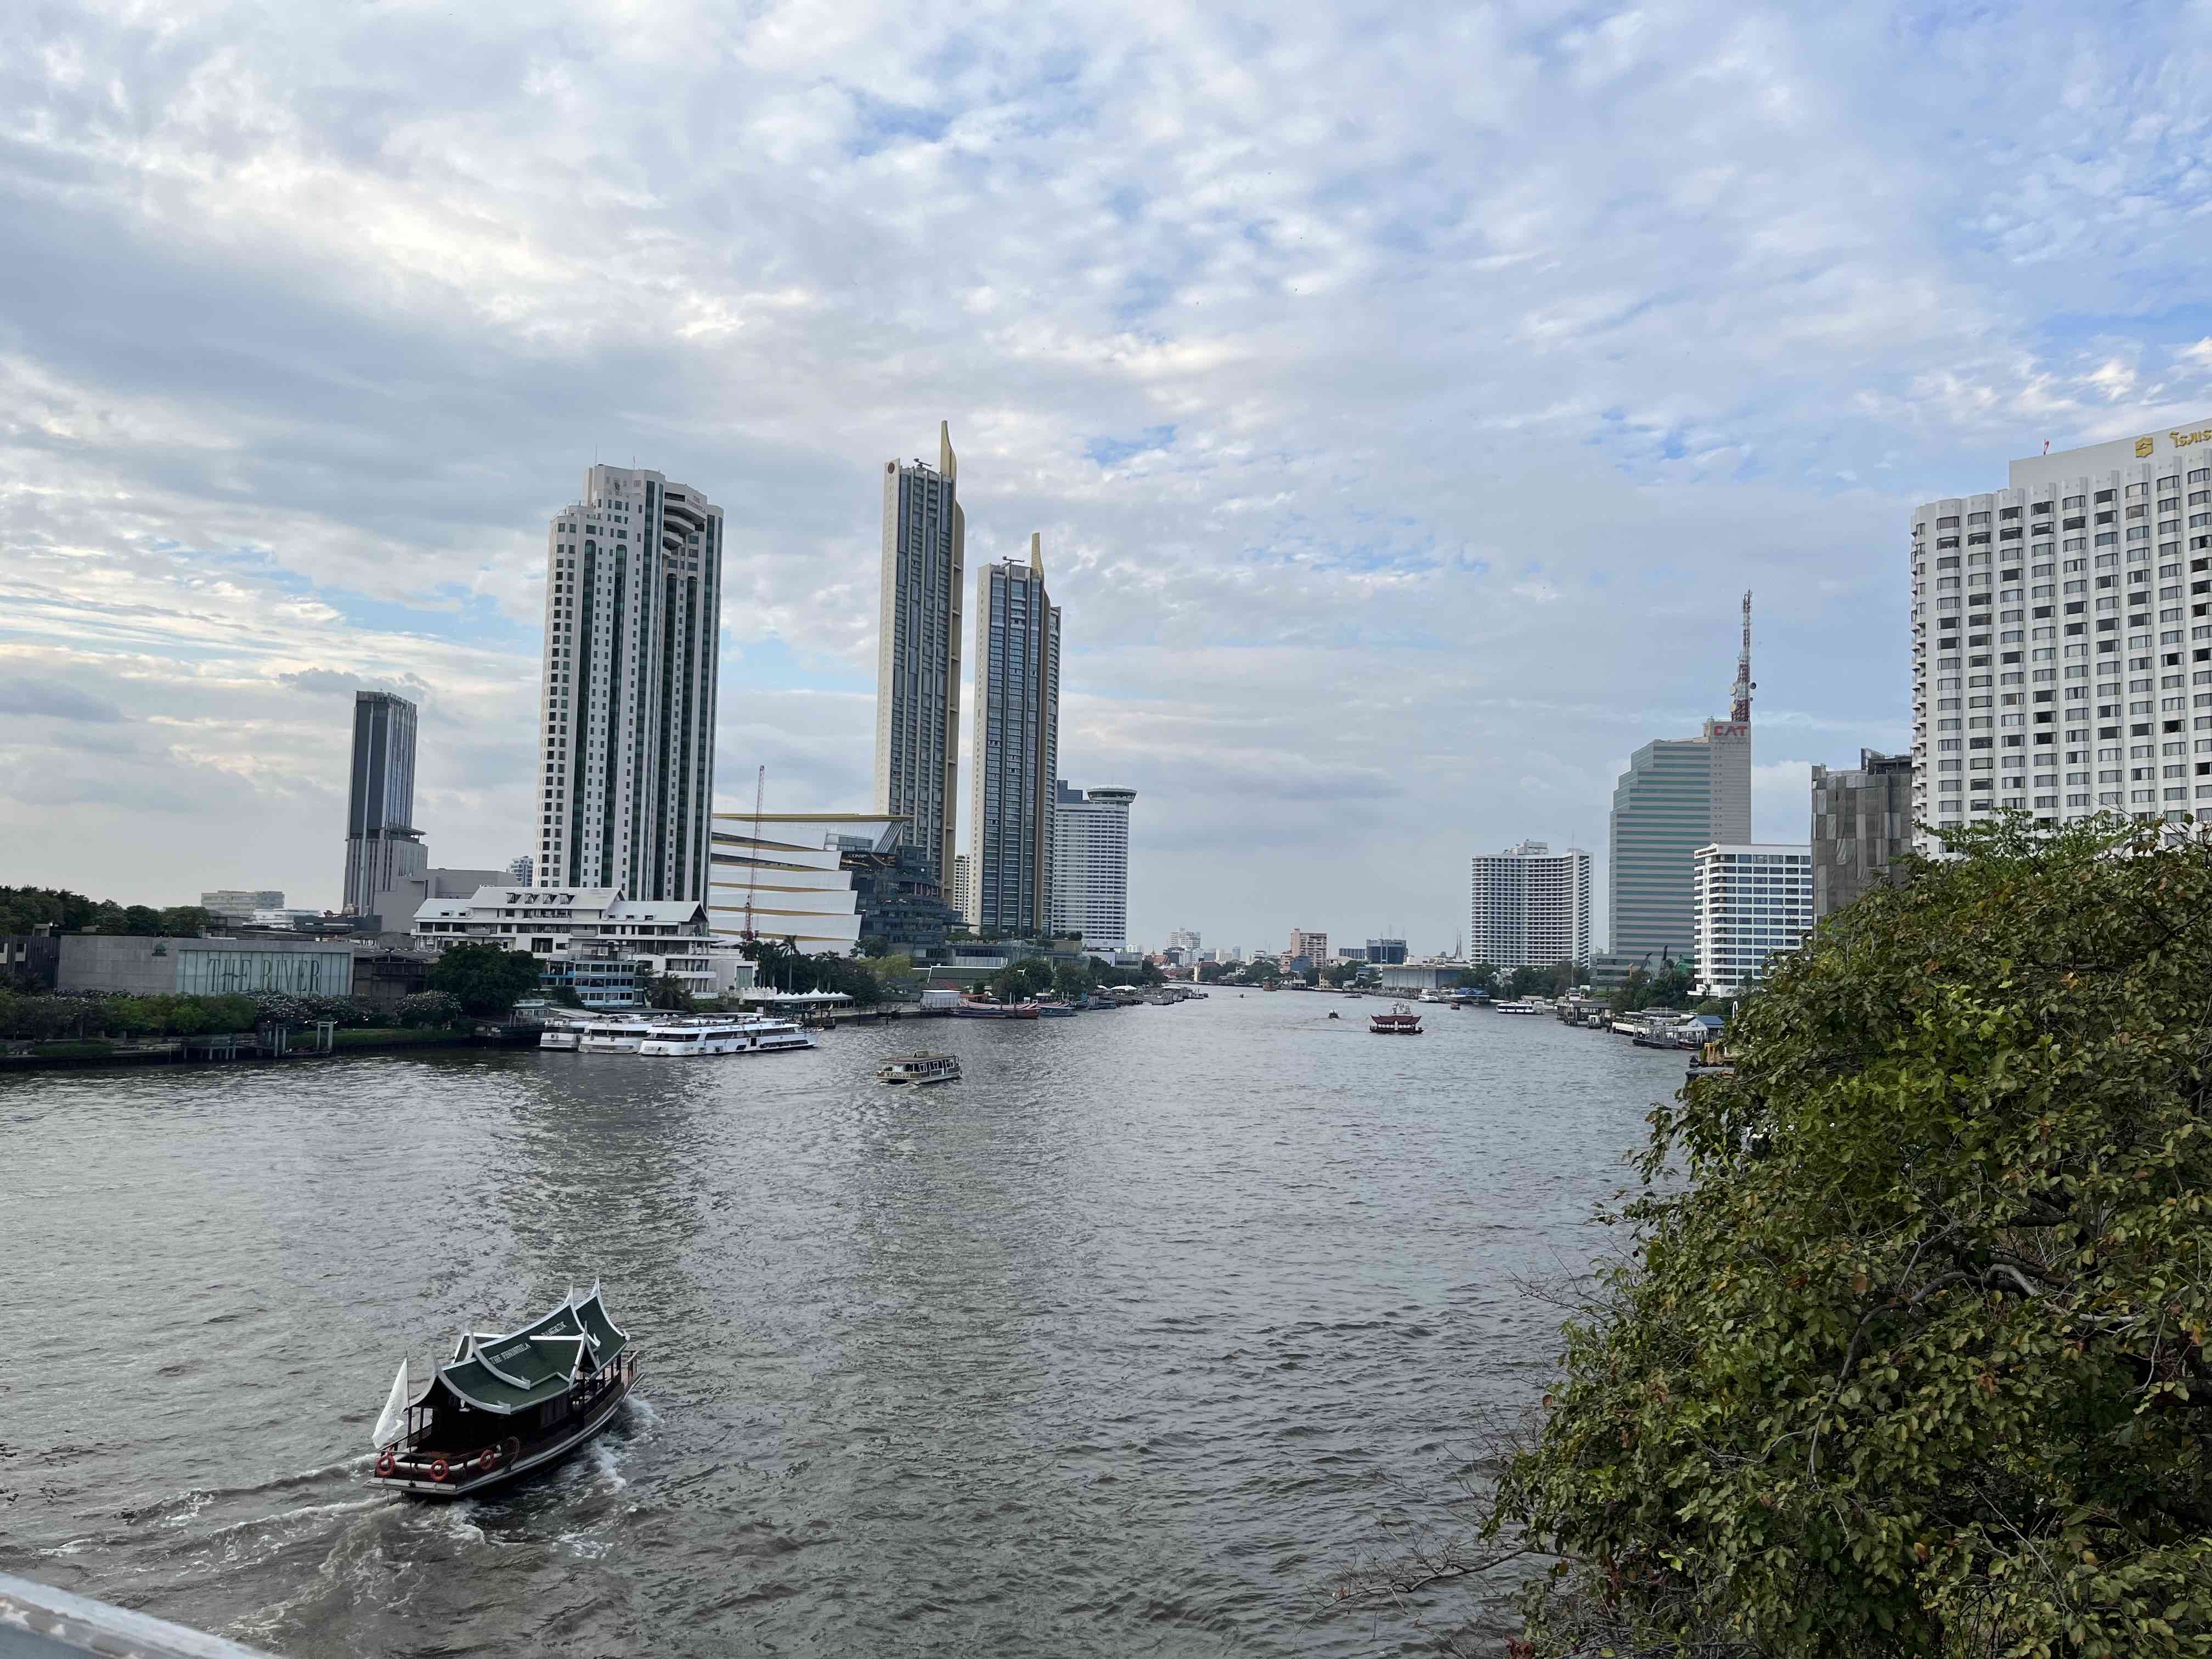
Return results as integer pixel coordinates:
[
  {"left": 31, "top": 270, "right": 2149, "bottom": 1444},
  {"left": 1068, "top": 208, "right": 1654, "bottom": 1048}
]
[{"left": 2, "top": 998, "right": 1686, "bottom": 1656}]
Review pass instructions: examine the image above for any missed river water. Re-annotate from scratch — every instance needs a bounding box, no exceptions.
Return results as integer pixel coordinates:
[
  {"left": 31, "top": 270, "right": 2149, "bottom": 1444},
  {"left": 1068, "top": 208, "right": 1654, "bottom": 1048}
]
[{"left": 1, "top": 995, "right": 1686, "bottom": 1656}]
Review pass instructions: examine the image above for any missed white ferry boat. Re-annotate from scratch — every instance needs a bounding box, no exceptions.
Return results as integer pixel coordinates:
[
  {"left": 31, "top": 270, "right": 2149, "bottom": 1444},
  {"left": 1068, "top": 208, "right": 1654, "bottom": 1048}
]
[
  {"left": 578, "top": 1015, "right": 679, "bottom": 1053},
  {"left": 636, "top": 1017, "right": 817, "bottom": 1057},
  {"left": 1494, "top": 999, "right": 1550, "bottom": 1015},
  {"left": 537, "top": 1017, "right": 590, "bottom": 1052},
  {"left": 877, "top": 1053, "right": 961, "bottom": 1085}
]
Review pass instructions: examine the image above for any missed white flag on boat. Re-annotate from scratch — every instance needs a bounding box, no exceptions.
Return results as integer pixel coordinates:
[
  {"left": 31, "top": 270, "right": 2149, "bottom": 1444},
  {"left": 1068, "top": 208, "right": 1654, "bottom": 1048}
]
[{"left": 371, "top": 1359, "right": 411, "bottom": 1449}]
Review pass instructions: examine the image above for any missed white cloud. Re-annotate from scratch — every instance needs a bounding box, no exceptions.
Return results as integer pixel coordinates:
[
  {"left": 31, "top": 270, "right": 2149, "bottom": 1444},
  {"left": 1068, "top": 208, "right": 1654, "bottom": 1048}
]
[{"left": 3, "top": 1, "right": 2211, "bottom": 944}]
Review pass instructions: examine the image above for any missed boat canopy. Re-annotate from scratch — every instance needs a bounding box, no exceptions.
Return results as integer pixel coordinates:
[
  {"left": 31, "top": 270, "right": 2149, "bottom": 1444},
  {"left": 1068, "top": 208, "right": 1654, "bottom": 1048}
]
[{"left": 428, "top": 1285, "right": 629, "bottom": 1416}]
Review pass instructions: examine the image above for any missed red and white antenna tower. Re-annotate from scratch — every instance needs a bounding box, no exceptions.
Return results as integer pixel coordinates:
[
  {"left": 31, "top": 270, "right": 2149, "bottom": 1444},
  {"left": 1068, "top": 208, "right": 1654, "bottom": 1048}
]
[{"left": 1730, "top": 590, "right": 1754, "bottom": 724}]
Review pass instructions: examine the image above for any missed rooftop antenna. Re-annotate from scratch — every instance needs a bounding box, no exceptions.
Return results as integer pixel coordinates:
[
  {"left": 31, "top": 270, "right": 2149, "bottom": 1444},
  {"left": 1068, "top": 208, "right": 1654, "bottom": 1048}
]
[{"left": 1731, "top": 590, "right": 1754, "bottom": 724}]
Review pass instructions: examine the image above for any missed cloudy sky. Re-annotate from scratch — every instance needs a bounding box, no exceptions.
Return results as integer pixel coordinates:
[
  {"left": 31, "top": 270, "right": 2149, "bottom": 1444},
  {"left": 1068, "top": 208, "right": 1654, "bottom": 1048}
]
[{"left": 5, "top": 1, "right": 2211, "bottom": 951}]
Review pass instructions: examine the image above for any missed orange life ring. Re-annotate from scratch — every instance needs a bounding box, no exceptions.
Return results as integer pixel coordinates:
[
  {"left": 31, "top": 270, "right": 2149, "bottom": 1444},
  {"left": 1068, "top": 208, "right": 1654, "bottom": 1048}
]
[
  {"left": 429, "top": 1457, "right": 450, "bottom": 1482},
  {"left": 375, "top": 1449, "right": 396, "bottom": 1478},
  {"left": 476, "top": 1447, "right": 498, "bottom": 1473}
]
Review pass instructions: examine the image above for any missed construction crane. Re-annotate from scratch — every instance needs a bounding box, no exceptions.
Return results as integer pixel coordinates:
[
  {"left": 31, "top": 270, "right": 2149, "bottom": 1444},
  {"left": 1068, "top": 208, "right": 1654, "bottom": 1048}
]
[
  {"left": 742, "top": 764, "right": 764, "bottom": 940},
  {"left": 1731, "top": 590, "right": 1754, "bottom": 724}
]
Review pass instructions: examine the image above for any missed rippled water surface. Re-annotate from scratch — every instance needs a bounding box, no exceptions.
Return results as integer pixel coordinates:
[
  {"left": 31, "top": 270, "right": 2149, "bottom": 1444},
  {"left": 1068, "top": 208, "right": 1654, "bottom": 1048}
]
[{"left": 1, "top": 996, "right": 1688, "bottom": 1655}]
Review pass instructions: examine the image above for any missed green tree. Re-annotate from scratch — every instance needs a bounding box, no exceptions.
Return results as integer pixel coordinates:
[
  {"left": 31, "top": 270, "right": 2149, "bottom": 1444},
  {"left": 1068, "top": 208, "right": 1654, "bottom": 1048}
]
[
  {"left": 424, "top": 942, "right": 544, "bottom": 1016},
  {"left": 156, "top": 905, "right": 215, "bottom": 936},
  {"left": 984, "top": 957, "right": 1054, "bottom": 1002},
  {"left": 396, "top": 990, "right": 464, "bottom": 1028},
  {"left": 645, "top": 973, "right": 695, "bottom": 1012},
  {"left": 1051, "top": 960, "right": 1092, "bottom": 1003},
  {"left": 1345, "top": 815, "right": 2212, "bottom": 1656}
]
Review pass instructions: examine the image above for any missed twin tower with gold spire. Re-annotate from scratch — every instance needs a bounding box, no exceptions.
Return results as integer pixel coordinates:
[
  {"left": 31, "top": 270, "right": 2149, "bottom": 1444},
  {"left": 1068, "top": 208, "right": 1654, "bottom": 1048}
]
[{"left": 873, "top": 422, "right": 1062, "bottom": 938}]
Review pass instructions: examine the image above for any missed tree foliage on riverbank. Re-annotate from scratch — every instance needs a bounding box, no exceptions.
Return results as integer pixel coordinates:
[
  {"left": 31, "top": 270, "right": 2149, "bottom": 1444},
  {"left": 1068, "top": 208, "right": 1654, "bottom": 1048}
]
[
  {"left": 0, "top": 989, "right": 412, "bottom": 1040},
  {"left": 1345, "top": 815, "right": 2212, "bottom": 1656},
  {"left": 0, "top": 886, "right": 216, "bottom": 942}
]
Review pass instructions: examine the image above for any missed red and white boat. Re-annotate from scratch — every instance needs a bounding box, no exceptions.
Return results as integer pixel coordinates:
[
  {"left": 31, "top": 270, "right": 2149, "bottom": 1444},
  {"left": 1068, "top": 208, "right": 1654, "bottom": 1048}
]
[{"left": 955, "top": 999, "right": 1041, "bottom": 1019}]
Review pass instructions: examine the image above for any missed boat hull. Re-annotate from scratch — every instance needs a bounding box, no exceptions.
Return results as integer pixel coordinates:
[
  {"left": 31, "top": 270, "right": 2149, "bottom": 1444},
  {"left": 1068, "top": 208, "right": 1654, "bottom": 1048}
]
[{"left": 370, "top": 1359, "right": 636, "bottom": 1502}]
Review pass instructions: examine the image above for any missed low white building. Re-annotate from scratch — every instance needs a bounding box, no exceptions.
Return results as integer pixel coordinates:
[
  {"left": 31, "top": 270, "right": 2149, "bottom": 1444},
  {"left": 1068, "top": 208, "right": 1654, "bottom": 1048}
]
[
  {"left": 1691, "top": 844, "right": 1814, "bottom": 996},
  {"left": 411, "top": 885, "right": 719, "bottom": 1007}
]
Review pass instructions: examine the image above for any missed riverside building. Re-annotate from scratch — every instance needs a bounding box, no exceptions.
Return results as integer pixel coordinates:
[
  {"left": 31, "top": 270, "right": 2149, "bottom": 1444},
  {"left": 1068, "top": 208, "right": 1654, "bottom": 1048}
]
[
  {"left": 1051, "top": 782, "right": 1136, "bottom": 949},
  {"left": 1470, "top": 841, "right": 1592, "bottom": 968},
  {"left": 876, "top": 424, "right": 965, "bottom": 887},
  {"left": 969, "top": 536, "right": 1060, "bottom": 936},
  {"left": 1605, "top": 595, "right": 1754, "bottom": 971},
  {"left": 343, "top": 690, "right": 425, "bottom": 917},
  {"left": 411, "top": 885, "right": 716, "bottom": 1006},
  {"left": 538, "top": 465, "right": 722, "bottom": 902},
  {"left": 1810, "top": 750, "right": 1914, "bottom": 921},
  {"left": 1911, "top": 427, "right": 2212, "bottom": 843},
  {"left": 1691, "top": 844, "right": 1813, "bottom": 995}
]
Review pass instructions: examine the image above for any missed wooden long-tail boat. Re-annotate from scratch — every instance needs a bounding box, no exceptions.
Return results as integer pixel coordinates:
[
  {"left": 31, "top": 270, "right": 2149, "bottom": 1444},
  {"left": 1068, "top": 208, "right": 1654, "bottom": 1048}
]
[{"left": 368, "top": 1284, "right": 636, "bottom": 1500}]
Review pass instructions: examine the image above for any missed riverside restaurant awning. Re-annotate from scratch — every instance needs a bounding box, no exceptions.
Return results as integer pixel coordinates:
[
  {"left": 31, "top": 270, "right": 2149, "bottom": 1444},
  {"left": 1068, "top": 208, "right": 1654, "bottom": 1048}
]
[{"left": 736, "top": 989, "right": 852, "bottom": 1007}]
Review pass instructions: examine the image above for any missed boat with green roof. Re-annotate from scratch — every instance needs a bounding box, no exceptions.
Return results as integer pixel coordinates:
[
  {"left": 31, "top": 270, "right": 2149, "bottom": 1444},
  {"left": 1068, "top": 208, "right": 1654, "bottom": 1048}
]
[{"left": 367, "top": 1283, "right": 636, "bottom": 1500}]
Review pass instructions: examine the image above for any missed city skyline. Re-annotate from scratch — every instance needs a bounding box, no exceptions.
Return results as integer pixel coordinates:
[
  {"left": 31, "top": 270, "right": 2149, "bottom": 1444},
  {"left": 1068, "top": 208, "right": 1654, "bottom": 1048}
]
[{"left": 10, "top": 4, "right": 2211, "bottom": 945}]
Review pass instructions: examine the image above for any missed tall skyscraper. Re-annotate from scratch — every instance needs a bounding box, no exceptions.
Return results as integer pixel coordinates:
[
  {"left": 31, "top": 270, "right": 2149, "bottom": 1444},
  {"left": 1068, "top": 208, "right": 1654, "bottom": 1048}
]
[
  {"left": 876, "top": 424, "right": 964, "bottom": 887},
  {"left": 1810, "top": 750, "right": 1913, "bottom": 920},
  {"left": 1051, "top": 782, "right": 1136, "bottom": 949},
  {"left": 970, "top": 535, "right": 1060, "bottom": 936},
  {"left": 343, "top": 690, "right": 424, "bottom": 916},
  {"left": 1606, "top": 596, "right": 1753, "bottom": 967},
  {"left": 1471, "top": 840, "right": 1592, "bottom": 968},
  {"left": 507, "top": 855, "right": 534, "bottom": 888},
  {"left": 538, "top": 464, "right": 721, "bottom": 901},
  {"left": 1909, "top": 428, "right": 2212, "bottom": 843}
]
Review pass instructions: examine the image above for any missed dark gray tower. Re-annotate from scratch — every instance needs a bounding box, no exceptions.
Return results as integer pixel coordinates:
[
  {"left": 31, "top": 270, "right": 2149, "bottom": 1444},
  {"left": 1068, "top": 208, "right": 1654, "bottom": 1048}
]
[
  {"left": 874, "top": 423, "right": 964, "bottom": 887},
  {"left": 343, "top": 690, "right": 424, "bottom": 915},
  {"left": 970, "top": 535, "right": 1061, "bottom": 937}
]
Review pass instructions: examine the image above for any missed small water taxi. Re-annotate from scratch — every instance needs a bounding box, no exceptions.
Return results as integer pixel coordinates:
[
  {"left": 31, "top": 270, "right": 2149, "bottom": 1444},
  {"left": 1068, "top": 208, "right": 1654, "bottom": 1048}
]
[
  {"left": 878, "top": 1053, "right": 961, "bottom": 1085},
  {"left": 367, "top": 1284, "right": 636, "bottom": 1501},
  {"left": 637, "top": 1017, "right": 816, "bottom": 1056},
  {"left": 1370, "top": 1003, "right": 1424, "bottom": 1035},
  {"left": 1034, "top": 1002, "right": 1078, "bottom": 1018}
]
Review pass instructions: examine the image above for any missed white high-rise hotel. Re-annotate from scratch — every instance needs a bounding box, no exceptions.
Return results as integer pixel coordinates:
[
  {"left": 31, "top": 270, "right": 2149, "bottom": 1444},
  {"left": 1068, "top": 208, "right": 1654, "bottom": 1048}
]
[
  {"left": 1471, "top": 841, "right": 1592, "bottom": 968},
  {"left": 1912, "top": 427, "right": 2212, "bottom": 842},
  {"left": 537, "top": 465, "right": 722, "bottom": 901},
  {"left": 1052, "top": 782, "right": 1136, "bottom": 950}
]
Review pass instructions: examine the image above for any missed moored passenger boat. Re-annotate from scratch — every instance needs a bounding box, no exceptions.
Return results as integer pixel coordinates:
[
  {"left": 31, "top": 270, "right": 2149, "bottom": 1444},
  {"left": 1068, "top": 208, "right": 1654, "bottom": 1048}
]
[
  {"left": 578, "top": 1015, "right": 675, "bottom": 1053},
  {"left": 878, "top": 1053, "right": 961, "bottom": 1085},
  {"left": 636, "top": 1016, "right": 817, "bottom": 1056},
  {"left": 537, "top": 1017, "right": 588, "bottom": 1052},
  {"left": 368, "top": 1284, "right": 636, "bottom": 1501},
  {"left": 955, "top": 1000, "right": 1040, "bottom": 1019}
]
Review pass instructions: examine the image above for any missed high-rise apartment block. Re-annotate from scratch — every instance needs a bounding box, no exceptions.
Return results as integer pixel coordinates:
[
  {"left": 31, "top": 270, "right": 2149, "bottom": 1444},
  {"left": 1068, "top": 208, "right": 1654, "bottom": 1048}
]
[
  {"left": 876, "top": 424, "right": 964, "bottom": 888},
  {"left": 1692, "top": 843, "right": 1813, "bottom": 995},
  {"left": 1607, "top": 595, "right": 1754, "bottom": 967},
  {"left": 1810, "top": 750, "right": 1914, "bottom": 921},
  {"left": 950, "top": 853, "right": 974, "bottom": 927},
  {"left": 969, "top": 537, "right": 1060, "bottom": 936},
  {"left": 1167, "top": 927, "right": 1201, "bottom": 958},
  {"left": 1910, "top": 428, "right": 2212, "bottom": 843},
  {"left": 507, "top": 855, "right": 534, "bottom": 888},
  {"left": 1471, "top": 840, "right": 1592, "bottom": 968},
  {"left": 1286, "top": 928, "right": 1328, "bottom": 965},
  {"left": 343, "top": 691, "right": 424, "bottom": 916},
  {"left": 537, "top": 465, "right": 721, "bottom": 901},
  {"left": 1052, "top": 782, "right": 1135, "bottom": 949}
]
